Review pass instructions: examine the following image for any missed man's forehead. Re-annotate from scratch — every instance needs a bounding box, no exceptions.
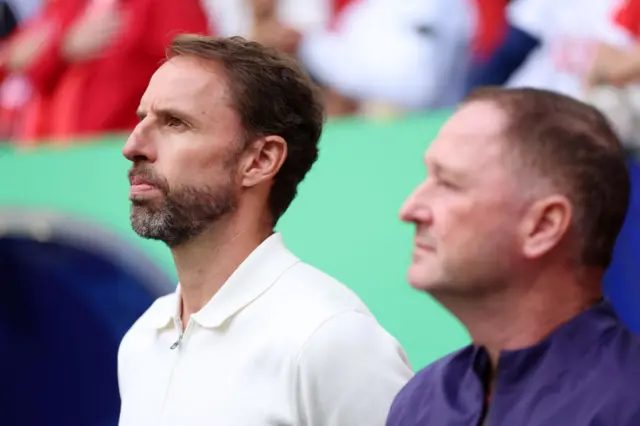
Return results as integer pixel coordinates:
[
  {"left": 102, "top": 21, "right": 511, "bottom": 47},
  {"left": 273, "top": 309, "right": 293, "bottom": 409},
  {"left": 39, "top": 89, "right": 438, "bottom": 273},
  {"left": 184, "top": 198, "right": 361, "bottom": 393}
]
[
  {"left": 426, "top": 103, "right": 511, "bottom": 172},
  {"left": 140, "top": 56, "right": 228, "bottom": 109},
  {"left": 440, "top": 101, "right": 508, "bottom": 140}
]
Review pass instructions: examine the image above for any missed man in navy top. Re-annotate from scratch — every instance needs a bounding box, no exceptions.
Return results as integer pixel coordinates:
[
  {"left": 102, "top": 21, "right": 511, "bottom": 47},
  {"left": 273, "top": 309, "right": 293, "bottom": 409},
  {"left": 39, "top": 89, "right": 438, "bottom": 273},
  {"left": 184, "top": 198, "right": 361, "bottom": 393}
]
[{"left": 388, "top": 87, "right": 640, "bottom": 426}]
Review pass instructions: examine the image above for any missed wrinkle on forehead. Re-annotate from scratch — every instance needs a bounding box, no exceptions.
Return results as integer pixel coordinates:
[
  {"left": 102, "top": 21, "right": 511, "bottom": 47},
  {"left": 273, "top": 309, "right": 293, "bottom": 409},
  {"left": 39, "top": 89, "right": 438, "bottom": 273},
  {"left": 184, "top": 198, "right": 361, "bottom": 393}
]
[
  {"left": 445, "top": 101, "right": 509, "bottom": 138},
  {"left": 451, "top": 101, "right": 556, "bottom": 197},
  {"left": 425, "top": 101, "right": 540, "bottom": 210},
  {"left": 429, "top": 102, "right": 510, "bottom": 174},
  {"left": 141, "top": 56, "right": 235, "bottom": 124}
]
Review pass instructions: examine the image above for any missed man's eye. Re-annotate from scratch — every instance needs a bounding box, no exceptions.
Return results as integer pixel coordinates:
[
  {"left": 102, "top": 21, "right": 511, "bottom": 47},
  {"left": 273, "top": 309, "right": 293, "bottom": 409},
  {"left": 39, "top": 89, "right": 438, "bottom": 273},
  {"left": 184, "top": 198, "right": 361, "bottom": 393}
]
[
  {"left": 436, "top": 179, "right": 455, "bottom": 189},
  {"left": 166, "top": 116, "right": 185, "bottom": 127}
]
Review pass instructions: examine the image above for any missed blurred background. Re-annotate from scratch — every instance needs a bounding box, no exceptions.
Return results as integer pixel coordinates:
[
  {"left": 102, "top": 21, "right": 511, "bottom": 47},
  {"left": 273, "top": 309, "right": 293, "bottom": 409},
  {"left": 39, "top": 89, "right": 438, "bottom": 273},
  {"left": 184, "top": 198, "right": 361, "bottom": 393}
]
[{"left": 1, "top": 0, "right": 639, "bottom": 424}]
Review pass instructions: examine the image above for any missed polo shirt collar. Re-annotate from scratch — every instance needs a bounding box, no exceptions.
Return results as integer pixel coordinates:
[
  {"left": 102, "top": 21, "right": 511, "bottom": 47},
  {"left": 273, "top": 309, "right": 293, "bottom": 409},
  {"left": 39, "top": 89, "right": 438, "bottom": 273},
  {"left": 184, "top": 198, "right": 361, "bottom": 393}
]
[{"left": 150, "top": 232, "right": 300, "bottom": 330}]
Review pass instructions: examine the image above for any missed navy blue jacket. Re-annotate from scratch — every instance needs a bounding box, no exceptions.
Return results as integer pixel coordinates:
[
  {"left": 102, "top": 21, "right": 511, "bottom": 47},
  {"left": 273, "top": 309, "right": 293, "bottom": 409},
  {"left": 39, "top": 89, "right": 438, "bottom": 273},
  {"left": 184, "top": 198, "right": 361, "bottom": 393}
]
[{"left": 387, "top": 300, "right": 640, "bottom": 426}]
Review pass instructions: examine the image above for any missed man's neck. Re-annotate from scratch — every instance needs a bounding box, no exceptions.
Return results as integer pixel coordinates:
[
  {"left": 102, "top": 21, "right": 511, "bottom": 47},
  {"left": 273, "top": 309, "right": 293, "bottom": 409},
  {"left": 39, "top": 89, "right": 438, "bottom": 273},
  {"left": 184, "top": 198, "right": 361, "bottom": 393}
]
[
  {"left": 442, "top": 268, "right": 603, "bottom": 370},
  {"left": 171, "top": 216, "right": 273, "bottom": 326}
]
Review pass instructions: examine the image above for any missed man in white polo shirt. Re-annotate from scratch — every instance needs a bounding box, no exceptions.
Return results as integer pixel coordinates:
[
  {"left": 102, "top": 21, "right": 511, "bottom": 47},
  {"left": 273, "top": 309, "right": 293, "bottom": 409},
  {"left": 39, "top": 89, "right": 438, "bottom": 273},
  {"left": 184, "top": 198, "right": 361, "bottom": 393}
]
[{"left": 117, "top": 34, "right": 413, "bottom": 426}]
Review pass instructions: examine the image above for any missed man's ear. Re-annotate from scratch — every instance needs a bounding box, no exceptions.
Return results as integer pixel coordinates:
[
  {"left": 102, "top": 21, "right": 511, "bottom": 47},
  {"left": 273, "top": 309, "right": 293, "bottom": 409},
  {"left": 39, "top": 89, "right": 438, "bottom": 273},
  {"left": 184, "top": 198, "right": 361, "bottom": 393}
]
[
  {"left": 519, "top": 195, "right": 573, "bottom": 259},
  {"left": 239, "top": 135, "right": 287, "bottom": 188}
]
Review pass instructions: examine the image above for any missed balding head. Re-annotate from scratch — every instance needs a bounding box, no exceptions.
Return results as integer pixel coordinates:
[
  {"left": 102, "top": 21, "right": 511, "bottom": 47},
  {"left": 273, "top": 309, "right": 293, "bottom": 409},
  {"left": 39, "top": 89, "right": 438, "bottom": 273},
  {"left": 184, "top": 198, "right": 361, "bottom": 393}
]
[
  {"left": 401, "top": 87, "right": 629, "bottom": 299},
  {"left": 464, "top": 87, "right": 630, "bottom": 268}
]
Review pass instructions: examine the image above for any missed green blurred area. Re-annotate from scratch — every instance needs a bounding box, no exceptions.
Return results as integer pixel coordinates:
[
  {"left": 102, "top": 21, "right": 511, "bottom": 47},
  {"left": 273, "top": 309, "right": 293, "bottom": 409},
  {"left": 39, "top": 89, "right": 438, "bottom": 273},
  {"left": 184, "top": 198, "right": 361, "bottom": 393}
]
[{"left": 0, "top": 112, "right": 470, "bottom": 370}]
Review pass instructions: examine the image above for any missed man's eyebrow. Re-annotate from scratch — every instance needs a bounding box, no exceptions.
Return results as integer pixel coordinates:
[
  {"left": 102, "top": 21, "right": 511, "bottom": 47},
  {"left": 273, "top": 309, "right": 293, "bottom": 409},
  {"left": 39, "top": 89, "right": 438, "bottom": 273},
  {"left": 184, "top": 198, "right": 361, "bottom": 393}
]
[
  {"left": 136, "top": 107, "right": 195, "bottom": 123},
  {"left": 426, "top": 159, "right": 465, "bottom": 180}
]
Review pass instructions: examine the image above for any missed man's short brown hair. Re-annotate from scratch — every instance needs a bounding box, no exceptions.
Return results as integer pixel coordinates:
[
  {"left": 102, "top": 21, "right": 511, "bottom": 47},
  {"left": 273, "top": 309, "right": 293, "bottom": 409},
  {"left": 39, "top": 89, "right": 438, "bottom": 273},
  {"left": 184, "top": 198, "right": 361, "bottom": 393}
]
[
  {"left": 464, "top": 87, "right": 630, "bottom": 269},
  {"left": 169, "top": 34, "right": 324, "bottom": 223}
]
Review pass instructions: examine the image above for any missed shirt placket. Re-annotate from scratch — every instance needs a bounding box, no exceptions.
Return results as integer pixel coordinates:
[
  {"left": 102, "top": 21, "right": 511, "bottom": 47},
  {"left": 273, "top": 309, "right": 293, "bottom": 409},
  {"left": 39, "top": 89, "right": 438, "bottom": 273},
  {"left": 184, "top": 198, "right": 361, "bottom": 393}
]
[{"left": 159, "top": 317, "right": 196, "bottom": 424}]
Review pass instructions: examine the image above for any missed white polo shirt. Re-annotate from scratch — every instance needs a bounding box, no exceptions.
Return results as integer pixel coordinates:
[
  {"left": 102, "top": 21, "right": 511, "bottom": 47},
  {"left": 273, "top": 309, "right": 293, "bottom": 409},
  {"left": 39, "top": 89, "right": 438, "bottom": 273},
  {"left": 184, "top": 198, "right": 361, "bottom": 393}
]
[{"left": 117, "top": 233, "right": 413, "bottom": 426}]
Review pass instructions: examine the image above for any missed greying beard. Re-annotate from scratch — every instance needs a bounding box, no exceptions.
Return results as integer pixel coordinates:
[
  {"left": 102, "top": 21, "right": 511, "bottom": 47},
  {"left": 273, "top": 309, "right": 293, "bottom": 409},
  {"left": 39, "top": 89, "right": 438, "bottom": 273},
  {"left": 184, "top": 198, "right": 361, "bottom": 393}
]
[{"left": 130, "top": 183, "right": 237, "bottom": 248}]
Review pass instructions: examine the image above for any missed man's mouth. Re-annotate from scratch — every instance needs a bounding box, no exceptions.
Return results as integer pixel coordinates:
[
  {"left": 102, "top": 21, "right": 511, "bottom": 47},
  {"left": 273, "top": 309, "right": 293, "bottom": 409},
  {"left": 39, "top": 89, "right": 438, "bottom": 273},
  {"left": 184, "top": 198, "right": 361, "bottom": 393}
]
[
  {"left": 414, "top": 238, "right": 435, "bottom": 252},
  {"left": 129, "top": 176, "right": 159, "bottom": 197}
]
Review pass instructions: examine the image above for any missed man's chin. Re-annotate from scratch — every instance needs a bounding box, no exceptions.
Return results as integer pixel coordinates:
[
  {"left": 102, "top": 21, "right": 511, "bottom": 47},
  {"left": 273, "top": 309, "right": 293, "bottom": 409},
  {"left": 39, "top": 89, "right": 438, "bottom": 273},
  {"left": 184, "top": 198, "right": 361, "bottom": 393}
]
[
  {"left": 129, "top": 223, "right": 168, "bottom": 243},
  {"left": 407, "top": 263, "right": 441, "bottom": 292},
  {"left": 407, "top": 264, "right": 425, "bottom": 289}
]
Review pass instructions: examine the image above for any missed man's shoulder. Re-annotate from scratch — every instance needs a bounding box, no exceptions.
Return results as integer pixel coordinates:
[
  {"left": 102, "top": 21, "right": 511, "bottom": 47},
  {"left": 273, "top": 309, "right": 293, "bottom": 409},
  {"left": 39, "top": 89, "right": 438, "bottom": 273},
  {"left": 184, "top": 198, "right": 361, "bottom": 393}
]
[
  {"left": 263, "top": 259, "right": 407, "bottom": 358},
  {"left": 388, "top": 346, "right": 473, "bottom": 419},
  {"left": 542, "top": 323, "right": 640, "bottom": 423},
  {"left": 267, "top": 259, "right": 371, "bottom": 319},
  {"left": 120, "top": 291, "right": 176, "bottom": 344},
  {"left": 587, "top": 331, "right": 640, "bottom": 425},
  {"left": 594, "top": 323, "right": 640, "bottom": 383},
  {"left": 402, "top": 345, "right": 472, "bottom": 390}
]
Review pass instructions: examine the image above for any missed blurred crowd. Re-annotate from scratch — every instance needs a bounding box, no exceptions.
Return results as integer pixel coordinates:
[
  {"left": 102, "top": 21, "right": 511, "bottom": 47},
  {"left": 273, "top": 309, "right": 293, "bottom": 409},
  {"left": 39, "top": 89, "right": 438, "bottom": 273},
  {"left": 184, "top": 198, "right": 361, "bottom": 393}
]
[{"left": 1, "top": 0, "right": 640, "bottom": 147}]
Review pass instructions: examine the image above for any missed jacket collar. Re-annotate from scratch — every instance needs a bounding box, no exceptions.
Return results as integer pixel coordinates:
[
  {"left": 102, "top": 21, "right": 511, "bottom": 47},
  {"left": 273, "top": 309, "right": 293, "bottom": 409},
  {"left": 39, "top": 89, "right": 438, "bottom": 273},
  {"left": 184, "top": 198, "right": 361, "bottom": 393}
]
[{"left": 471, "top": 299, "right": 619, "bottom": 387}]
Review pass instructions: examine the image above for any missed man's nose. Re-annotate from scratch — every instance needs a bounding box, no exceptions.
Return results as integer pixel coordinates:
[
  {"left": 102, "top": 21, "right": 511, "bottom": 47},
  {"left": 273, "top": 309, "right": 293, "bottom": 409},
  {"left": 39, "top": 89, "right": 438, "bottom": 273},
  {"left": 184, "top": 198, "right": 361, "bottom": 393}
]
[
  {"left": 122, "top": 122, "right": 156, "bottom": 163},
  {"left": 399, "top": 182, "right": 432, "bottom": 224}
]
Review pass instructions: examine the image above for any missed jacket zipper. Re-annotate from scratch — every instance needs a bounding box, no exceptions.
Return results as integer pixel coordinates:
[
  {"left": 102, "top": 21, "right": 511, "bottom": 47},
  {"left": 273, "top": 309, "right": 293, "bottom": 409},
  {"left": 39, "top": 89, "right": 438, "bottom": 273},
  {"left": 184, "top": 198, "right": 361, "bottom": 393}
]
[{"left": 477, "top": 364, "right": 499, "bottom": 426}]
